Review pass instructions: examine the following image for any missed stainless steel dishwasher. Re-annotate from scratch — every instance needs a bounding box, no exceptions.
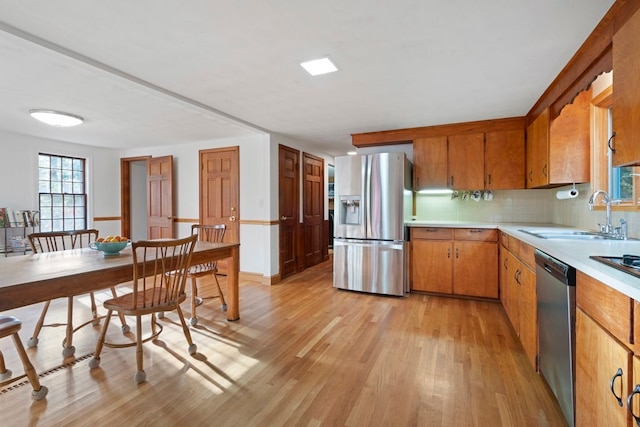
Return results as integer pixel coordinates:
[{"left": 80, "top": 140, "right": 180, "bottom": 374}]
[{"left": 535, "top": 249, "right": 576, "bottom": 427}]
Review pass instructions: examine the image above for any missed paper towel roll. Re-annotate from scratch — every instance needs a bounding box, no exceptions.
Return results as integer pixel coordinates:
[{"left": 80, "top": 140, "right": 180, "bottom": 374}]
[{"left": 556, "top": 189, "right": 579, "bottom": 200}]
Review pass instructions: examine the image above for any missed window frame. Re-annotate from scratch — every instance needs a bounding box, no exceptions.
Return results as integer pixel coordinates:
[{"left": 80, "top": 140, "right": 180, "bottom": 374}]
[
  {"left": 591, "top": 84, "right": 639, "bottom": 210},
  {"left": 38, "top": 153, "right": 88, "bottom": 232}
]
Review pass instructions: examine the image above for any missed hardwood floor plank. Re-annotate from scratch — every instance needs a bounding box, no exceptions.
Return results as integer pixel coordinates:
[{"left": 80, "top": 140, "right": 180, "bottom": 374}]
[{"left": 0, "top": 259, "right": 566, "bottom": 426}]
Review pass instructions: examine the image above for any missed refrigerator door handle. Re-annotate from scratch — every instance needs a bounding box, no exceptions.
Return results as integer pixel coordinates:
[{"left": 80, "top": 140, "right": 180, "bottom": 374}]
[{"left": 364, "top": 155, "right": 372, "bottom": 237}]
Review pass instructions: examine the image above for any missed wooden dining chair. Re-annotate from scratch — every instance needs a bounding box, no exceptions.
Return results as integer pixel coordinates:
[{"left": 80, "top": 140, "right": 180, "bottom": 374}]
[
  {"left": 27, "top": 229, "right": 130, "bottom": 357},
  {"left": 89, "top": 235, "right": 198, "bottom": 384},
  {"left": 0, "top": 316, "right": 48, "bottom": 400},
  {"left": 187, "top": 224, "right": 227, "bottom": 325}
]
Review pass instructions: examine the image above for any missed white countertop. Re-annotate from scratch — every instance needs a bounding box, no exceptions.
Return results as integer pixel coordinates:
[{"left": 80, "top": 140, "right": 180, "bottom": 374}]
[
  {"left": 406, "top": 221, "right": 640, "bottom": 301},
  {"left": 406, "top": 220, "right": 498, "bottom": 229}
]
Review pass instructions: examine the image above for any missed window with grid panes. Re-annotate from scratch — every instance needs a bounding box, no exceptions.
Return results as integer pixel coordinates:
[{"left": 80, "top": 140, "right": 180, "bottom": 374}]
[{"left": 38, "top": 154, "right": 87, "bottom": 231}]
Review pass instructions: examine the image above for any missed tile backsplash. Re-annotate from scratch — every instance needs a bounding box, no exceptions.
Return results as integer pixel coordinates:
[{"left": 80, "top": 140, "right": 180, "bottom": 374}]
[{"left": 415, "top": 183, "right": 640, "bottom": 239}]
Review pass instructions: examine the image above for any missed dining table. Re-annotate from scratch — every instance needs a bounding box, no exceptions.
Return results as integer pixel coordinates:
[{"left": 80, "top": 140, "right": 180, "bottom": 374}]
[{"left": 0, "top": 241, "right": 241, "bottom": 321}]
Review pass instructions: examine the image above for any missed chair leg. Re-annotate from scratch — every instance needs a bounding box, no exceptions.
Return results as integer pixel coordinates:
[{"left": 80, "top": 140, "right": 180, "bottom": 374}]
[
  {"left": 176, "top": 305, "right": 197, "bottom": 356},
  {"left": 0, "top": 349, "right": 11, "bottom": 381},
  {"left": 62, "top": 297, "right": 75, "bottom": 357},
  {"left": 89, "top": 292, "right": 100, "bottom": 326},
  {"left": 110, "top": 287, "right": 130, "bottom": 333},
  {"left": 11, "top": 333, "right": 48, "bottom": 401},
  {"left": 213, "top": 273, "right": 227, "bottom": 311},
  {"left": 27, "top": 300, "right": 51, "bottom": 347},
  {"left": 135, "top": 315, "right": 146, "bottom": 384},
  {"left": 189, "top": 277, "right": 198, "bottom": 326},
  {"left": 89, "top": 309, "right": 113, "bottom": 369}
]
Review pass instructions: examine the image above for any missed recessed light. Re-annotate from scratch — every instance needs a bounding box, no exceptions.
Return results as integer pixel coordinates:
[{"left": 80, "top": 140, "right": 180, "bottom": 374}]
[
  {"left": 347, "top": 151, "right": 358, "bottom": 156},
  {"left": 300, "top": 57, "right": 338, "bottom": 76},
  {"left": 29, "top": 110, "right": 84, "bottom": 127}
]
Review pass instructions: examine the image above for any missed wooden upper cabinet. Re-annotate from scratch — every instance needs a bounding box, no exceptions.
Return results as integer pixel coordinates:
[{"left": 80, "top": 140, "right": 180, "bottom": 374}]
[
  {"left": 413, "top": 136, "right": 448, "bottom": 190},
  {"left": 526, "top": 109, "right": 550, "bottom": 188},
  {"left": 526, "top": 89, "right": 590, "bottom": 189},
  {"left": 448, "top": 133, "right": 484, "bottom": 190},
  {"left": 485, "top": 129, "right": 525, "bottom": 190},
  {"left": 548, "top": 88, "right": 591, "bottom": 184},
  {"left": 613, "top": 5, "right": 640, "bottom": 167}
]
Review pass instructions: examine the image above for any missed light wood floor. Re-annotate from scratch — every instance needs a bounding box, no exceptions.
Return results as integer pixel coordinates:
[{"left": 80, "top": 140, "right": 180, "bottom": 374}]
[{"left": 0, "top": 259, "right": 566, "bottom": 426}]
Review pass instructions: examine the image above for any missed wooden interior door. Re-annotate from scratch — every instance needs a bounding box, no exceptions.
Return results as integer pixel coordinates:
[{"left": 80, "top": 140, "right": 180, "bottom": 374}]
[
  {"left": 200, "top": 147, "right": 240, "bottom": 261},
  {"left": 279, "top": 145, "right": 299, "bottom": 279},
  {"left": 147, "top": 155, "right": 174, "bottom": 239},
  {"left": 302, "top": 153, "right": 324, "bottom": 268}
]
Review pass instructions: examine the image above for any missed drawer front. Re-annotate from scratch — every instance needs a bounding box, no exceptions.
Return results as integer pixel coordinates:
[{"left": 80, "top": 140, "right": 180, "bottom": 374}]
[
  {"left": 576, "top": 271, "right": 632, "bottom": 346},
  {"left": 516, "top": 241, "right": 535, "bottom": 270},
  {"left": 499, "top": 231, "right": 510, "bottom": 249},
  {"left": 411, "top": 227, "right": 453, "bottom": 240},
  {"left": 454, "top": 228, "right": 498, "bottom": 242}
]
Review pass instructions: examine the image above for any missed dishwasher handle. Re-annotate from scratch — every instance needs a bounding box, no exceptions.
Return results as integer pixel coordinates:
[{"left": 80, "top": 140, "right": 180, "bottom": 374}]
[{"left": 534, "top": 249, "right": 576, "bottom": 286}]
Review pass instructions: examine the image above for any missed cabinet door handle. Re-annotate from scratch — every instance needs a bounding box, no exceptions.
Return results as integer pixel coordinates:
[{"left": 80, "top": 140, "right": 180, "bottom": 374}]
[
  {"left": 608, "top": 132, "right": 616, "bottom": 153},
  {"left": 610, "top": 368, "right": 625, "bottom": 407},
  {"left": 487, "top": 174, "right": 492, "bottom": 185},
  {"left": 627, "top": 384, "right": 640, "bottom": 424},
  {"left": 447, "top": 248, "right": 450, "bottom": 259},
  {"left": 455, "top": 247, "right": 459, "bottom": 259},
  {"left": 503, "top": 257, "right": 508, "bottom": 269},
  {"left": 450, "top": 176, "right": 454, "bottom": 187},
  {"left": 470, "top": 229, "right": 483, "bottom": 233},
  {"left": 528, "top": 171, "right": 533, "bottom": 181},
  {"left": 542, "top": 164, "right": 547, "bottom": 178}
]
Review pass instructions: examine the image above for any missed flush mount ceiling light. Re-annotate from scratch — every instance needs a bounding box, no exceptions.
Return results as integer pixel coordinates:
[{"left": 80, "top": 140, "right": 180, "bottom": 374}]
[
  {"left": 29, "top": 110, "right": 84, "bottom": 127},
  {"left": 300, "top": 56, "right": 338, "bottom": 76}
]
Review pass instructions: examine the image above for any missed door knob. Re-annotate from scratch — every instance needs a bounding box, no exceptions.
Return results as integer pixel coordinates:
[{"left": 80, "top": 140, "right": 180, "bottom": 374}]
[
  {"left": 281, "top": 215, "right": 288, "bottom": 221},
  {"left": 229, "top": 215, "right": 236, "bottom": 221}
]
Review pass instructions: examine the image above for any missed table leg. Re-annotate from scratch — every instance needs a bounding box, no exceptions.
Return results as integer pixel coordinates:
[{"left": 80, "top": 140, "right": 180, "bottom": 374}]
[{"left": 226, "top": 245, "right": 240, "bottom": 321}]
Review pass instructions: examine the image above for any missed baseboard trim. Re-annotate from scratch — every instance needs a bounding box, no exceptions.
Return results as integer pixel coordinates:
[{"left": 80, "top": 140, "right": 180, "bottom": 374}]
[{"left": 240, "top": 271, "right": 281, "bottom": 286}]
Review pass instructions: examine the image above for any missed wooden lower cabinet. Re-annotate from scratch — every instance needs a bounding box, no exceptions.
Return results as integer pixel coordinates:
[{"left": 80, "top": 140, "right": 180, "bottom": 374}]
[
  {"left": 411, "top": 227, "right": 497, "bottom": 298},
  {"left": 576, "top": 308, "right": 632, "bottom": 426},
  {"left": 411, "top": 239, "right": 452, "bottom": 294},
  {"left": 518, "top": 264, "right": 537, "bottom": 369},
  {"left": 453, "top": 240, "right": 498, "bottom": 298},
  {"left": 499, "top": 241, "right": 536, "bottom": 370}
]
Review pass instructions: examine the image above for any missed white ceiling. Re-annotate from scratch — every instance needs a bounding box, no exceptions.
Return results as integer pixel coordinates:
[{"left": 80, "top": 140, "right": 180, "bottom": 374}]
[{"left": 0, "top": 1, "right": 615, "bottom": 157}]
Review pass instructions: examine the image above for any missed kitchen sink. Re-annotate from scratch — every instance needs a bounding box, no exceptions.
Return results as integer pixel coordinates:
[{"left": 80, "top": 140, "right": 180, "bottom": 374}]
[{"left": 518, "top": 229, "right": 621, "bottom": 240}]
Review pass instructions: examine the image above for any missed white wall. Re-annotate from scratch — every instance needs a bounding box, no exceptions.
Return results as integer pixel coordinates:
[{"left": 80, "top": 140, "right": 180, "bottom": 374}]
[
  {"left": 0, "top": 128, "right": 337, "bottom": 280},
  {"left": 122, "top": 133, "right": 275, "bottom": 276},
  {"left": 0, "top": 129, "right": 122, "bottom": 237}
]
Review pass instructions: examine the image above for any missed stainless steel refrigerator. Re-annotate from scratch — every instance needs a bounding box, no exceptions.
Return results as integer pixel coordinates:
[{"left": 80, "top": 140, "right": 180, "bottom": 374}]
[{"left": 333, "top": 152, "right": 412, "bottom": 296}]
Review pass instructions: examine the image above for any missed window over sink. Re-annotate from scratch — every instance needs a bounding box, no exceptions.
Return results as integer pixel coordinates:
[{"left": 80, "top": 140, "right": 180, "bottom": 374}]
[{"left": 591, "top": 72, "right": 639, "bottom": 210}]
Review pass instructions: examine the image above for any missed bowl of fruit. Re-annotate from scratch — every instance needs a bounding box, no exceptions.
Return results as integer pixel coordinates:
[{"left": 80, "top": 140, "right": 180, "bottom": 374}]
[{"left": 90, "top": 236, "right": 130, "bottom": 256}]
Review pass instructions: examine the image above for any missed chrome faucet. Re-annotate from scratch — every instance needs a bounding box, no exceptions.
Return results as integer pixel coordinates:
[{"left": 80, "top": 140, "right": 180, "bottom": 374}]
[{"left": 588, "top": 190, "right": 612, "bottom": 234}]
